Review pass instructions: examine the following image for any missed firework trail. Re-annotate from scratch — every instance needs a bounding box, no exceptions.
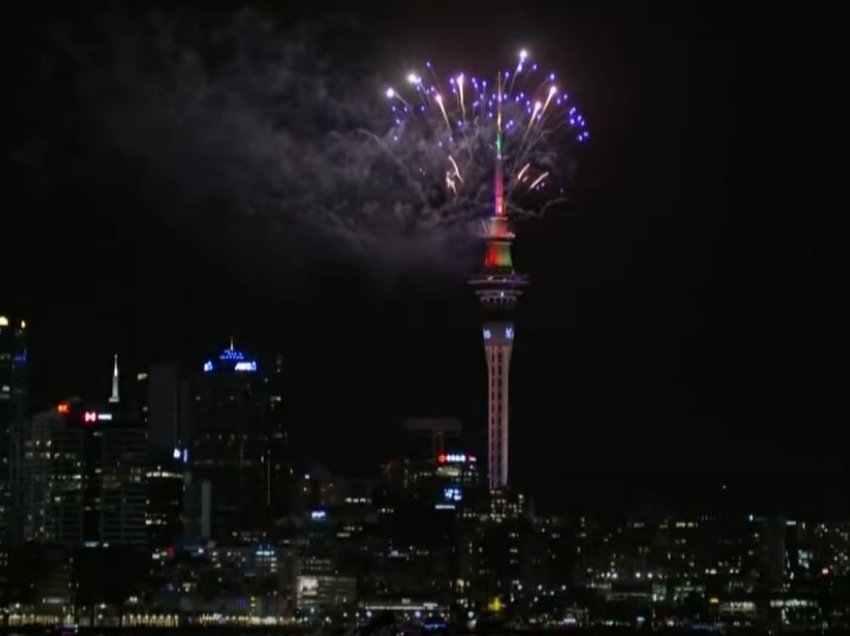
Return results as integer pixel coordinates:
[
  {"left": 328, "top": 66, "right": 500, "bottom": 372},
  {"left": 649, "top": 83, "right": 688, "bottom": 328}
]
[{"left": 382, "top": 49, "right": 589, "bottom": 223}]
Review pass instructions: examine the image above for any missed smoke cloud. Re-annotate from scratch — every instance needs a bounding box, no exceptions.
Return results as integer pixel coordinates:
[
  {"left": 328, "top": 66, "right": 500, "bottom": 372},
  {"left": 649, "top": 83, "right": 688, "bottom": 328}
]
[{"left": 9, "top": 9, "right": 480, "bottom": 275}]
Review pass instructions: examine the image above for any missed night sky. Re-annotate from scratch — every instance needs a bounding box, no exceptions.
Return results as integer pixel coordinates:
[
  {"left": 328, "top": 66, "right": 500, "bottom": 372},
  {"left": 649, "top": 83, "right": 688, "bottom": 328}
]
[{"left": 2, "top": 2, "right": 844, "bottom": 515}]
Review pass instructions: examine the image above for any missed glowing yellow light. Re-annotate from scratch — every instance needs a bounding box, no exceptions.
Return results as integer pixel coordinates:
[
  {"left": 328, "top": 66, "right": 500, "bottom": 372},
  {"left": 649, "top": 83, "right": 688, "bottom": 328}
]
[
  {"left": 487, "top": 596, "right": 503, "bottom": 613},
  {"left": 709, "top": 597, "right": 720, "bottom": 605},
  {"left": 21, "top": 320, "right": 26, "bottom": 329},
  {"left": 0, "top": 316, "right": 8, "bottom": 327}
]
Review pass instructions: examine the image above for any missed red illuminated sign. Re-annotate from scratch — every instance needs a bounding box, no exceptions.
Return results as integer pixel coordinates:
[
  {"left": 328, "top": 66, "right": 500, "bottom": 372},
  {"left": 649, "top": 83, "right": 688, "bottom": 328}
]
[
  {"left": 83, "top": 411, "right": 98, "bottom": 424},
  {"left": 57, "top": 403, "right": 71, "bottom": 415},
  {"left": 437, "top": 453, "right": 476, "bottom": 464}
]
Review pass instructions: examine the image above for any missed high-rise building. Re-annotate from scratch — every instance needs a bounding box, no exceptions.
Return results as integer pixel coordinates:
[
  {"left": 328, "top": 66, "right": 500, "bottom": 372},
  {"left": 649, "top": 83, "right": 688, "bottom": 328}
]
[
  {"left": 0, "top": 315, "right": 27, "bottom": 581},
  {"left": 147, "top": 361, "right": 193, "bottom": 462},
  {"left": 20, "top": 359, "right": 147, "bottom": 547},
  {"left": 145, "top": 361, "right": 190, "bottom": 545},
  {"left": 146, "top": 459, "right": 185, "bottom": 547},
  {"left": 468, "top": 82, "right": 527, "bottom": 491},
  {"left": 188, "top": 341, "right": 291, "bottom": 541}
]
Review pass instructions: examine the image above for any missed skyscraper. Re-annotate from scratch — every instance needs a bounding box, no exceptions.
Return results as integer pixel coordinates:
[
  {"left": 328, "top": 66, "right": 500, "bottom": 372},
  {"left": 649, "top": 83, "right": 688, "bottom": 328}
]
[
  {"left": 20, "top": 359, "right": 147, "bottom": 547},
  {"left": 147, "top": 361, "right": 192, "bottom": 461},
  {"left": 189, "top": 340, "right": 291, "bottom": 541},
  {"left": 469, "top": 80, "right": 527, "bottom": 491},
  {"left": 0, "top": 315, "right": 27, "bottom": 590},
  {"left": 145, "top": 361, "right": 190, "bottom": 545}
]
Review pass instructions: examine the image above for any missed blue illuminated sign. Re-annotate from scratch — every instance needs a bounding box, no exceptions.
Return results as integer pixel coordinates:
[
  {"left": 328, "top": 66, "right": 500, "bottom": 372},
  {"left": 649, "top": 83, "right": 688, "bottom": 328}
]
[
  {"left": 203, "top": 350, "right": 258, "bottom": 373},
  {"left": 219, "top": 348, "right": 246, "bottom": 362},
  {"left": 424, "top": 621, "right": 448, "bottom": 631},
  {"left": 505, "top": 327, "right": 514, "bottom": 339},
  {"left": 443, "top": 486, "right": 462, "bottom": 503}
]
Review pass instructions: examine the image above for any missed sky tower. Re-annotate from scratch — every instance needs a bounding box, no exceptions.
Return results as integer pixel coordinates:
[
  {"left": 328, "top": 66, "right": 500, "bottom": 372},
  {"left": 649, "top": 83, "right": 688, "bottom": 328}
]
[{"left": 469, "top": 76, "right": 528, "bottom": 491}]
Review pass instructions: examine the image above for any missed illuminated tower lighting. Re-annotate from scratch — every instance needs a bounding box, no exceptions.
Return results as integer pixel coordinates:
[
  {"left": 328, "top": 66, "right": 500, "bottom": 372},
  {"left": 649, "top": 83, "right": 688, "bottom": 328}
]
[{"left": 469, "top": 74, "right": 528, "bottom": 491}]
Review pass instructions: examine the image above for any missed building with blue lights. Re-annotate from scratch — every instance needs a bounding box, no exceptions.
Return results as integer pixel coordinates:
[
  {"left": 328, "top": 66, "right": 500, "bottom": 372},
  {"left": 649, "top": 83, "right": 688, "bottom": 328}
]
[
  {"left": 0, "top": 314, "right": 27, "bottom": 589},
  {"left": 187, "top": 340, "right": 291, "bottom": 542}
]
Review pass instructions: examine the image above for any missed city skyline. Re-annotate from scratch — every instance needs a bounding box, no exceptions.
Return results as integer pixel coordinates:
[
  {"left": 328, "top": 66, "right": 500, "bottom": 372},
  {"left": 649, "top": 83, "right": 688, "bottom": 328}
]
[
  {"left": 1, "top": 4, "right": 847, "bottom": 630},
  {"left": 1, "top": 1, "right": 840, "bottom": 518}
]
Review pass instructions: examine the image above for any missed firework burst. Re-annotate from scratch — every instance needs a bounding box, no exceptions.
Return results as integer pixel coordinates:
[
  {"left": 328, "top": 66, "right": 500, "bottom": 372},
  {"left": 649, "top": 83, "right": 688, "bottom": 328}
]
[{"left": 382, "top": 49, "right": 589, "bottom": 223}]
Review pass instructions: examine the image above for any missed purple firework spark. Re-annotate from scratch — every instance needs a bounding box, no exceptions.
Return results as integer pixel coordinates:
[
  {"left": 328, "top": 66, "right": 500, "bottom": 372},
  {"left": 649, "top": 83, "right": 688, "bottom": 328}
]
[{"left": 380, "top": 49, "right": 589, "bottom": 222}]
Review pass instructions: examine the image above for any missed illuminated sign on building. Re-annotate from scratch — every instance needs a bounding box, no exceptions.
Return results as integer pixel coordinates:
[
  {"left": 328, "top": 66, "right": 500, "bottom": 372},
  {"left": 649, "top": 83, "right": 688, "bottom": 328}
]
[
  {"left": 437, "top": 453, "right": 476, "bottom": 464},
  {"left": 57, "top": 403, "right": 71, "bottom": 415},
  {"left": 483, "top": 329, "right": 492, "bottom": 340},
  {"left": 443, "top": 487, "right": 462, "bottom": 502},
  {"left": 78, "top": 411, "right": 113, "bottom": 425},
  {"left": 505, "top": 326, "right": 514, "bottom": 339},
  {"left": 202, "top": 353, "right": 258, "bottom": 373},
  {"left": 310, "top": 510, "right": 327, "bottom": 521},
  {"left": 219, "top": 349, "right": 244, "bottom": 361}
]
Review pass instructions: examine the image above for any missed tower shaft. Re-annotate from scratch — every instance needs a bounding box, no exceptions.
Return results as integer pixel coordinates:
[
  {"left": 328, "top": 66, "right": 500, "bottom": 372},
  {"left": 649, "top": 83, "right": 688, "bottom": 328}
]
[{"left": 483, "top": 321, "right": 514, "bottom": 489}]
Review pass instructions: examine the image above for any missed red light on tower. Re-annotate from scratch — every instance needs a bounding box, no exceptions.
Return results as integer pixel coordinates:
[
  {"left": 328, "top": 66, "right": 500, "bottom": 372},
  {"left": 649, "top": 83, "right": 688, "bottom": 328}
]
[{"left": 437, "top": 453, "right": 447, "bottom": 464}]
